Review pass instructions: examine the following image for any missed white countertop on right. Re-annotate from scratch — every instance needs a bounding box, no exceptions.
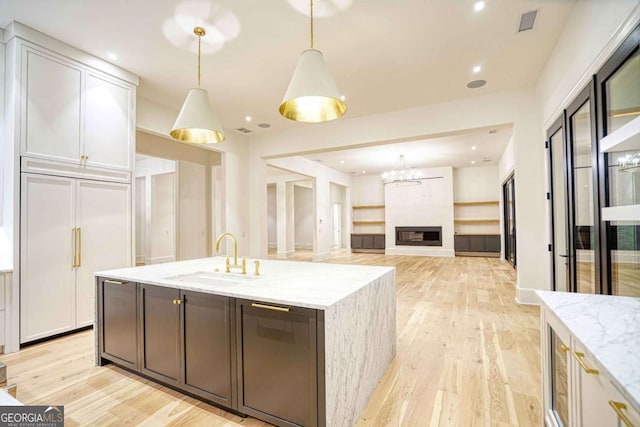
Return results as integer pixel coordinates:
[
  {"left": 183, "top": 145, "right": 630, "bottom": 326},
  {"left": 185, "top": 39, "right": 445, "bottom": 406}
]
[{"left": 536, "top": 290, "right": 640, "bottom": 412}]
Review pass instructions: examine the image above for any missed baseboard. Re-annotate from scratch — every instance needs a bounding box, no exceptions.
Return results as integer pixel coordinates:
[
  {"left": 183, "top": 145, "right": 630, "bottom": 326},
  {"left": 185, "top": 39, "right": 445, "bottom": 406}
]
[
  {"left": 515, "top": 285, "right": 540, "bottom": 306},
  {"left": 455, "top": 251, "right": 500, "bottom": 258},
  {"left": 276, "top": 251, "right": 288, "bottom": 259},
  {"left": 385, "top": 247, "right": 455, "bottom": 257},
  {"left": 268, "top": 242, "right": 276, "bottom": 249},
  {"left": 295, "top": 243, "right": 313, "bottom": 250}
]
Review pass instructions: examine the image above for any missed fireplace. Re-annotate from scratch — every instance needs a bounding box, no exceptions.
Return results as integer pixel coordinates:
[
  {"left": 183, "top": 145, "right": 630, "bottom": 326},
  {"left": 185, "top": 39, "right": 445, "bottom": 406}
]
[{"left": 395, "top": 226, "right": 442, "bottom": 246}]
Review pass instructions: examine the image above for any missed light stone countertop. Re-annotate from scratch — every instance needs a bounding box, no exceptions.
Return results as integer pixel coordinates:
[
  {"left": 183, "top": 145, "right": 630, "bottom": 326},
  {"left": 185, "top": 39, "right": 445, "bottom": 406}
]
[
  {"left": 96, "top": 257, "right": 395, "bottom": 310},
  {"left": 0, "top": 390, "right": 22, "bottom": 406},
  {"left": 536, "top": 290, "right": 640, "bottom": 412}
]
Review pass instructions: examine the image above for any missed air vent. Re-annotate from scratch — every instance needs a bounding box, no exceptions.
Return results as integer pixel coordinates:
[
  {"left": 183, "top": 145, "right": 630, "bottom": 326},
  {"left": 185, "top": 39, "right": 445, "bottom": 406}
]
[
  {"left": 482, "top": 157, "right": 492, "bottom": 163},
  {"left": 518, "top": 10, "right": 537, "bottom": 32},
  {"left": 236, "top": 127, "right": 253, "bottom": 134}
]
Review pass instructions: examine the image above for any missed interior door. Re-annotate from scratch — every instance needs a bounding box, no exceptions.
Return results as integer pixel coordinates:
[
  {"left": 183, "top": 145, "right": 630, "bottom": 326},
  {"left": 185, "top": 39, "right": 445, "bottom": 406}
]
[
  {"left": 76, "top": 180, "right": 131, "bottom": 327},
  {"left": 568, "top": 93, "right": 598, "bottom": 294},
  {"left": 333, "top": 203, "right": 341, "bottom": 248},
  {"left": 549, "top": 122, "right": 570, "bottom": 292},
  {"left": 20, "top": 173, "right": 76, "bottom": 343}
]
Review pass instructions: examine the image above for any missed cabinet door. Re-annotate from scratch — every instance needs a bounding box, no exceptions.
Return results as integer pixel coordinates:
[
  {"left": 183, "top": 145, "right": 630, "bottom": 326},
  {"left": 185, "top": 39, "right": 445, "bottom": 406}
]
[
  {"left": 182, "top": 291, "right": 233, "bottom": 407},
  {"left": 468, "top": 236, "right": 485, "bottom": 252},
  {"left": 549, "top": 326, "right": 571, "bottom": 427},
  {"left": 454, "top": 235, "right": 470, "bottom": 251},
  {"left": 22, "top": 47, "right": 81, "bottom": 163},
  {"left": 351, "top": 235, "right": 363, "bottom": 249},
  {"left": 84, "top": 73, "right": 133, "bottom": 170},
  {"left": 75, "top": 180, "right": 131, "bottom": 327},
  {"left": 362, "top": 234, "right": 374, "bottom": 249},
  {"left": 484, "top": 235, "right": 501, "bottom": 252},
  {"left": 20, "top": 174, "right": 76, "bottom": 343},
  {"left": 572, "top": 340, "right": 617, "bottom": 427},
  {"left": 99, "top": 279, "right": 138, "bottom": 370},
  {"left": 237, "top": 300, "right": 317, "bottom": 427},
  {"left": 373, "top": 234, "right": 385, "bottom": 249},
  {"left": 140, "top": 284, "right": 181, "bottom": 385}
]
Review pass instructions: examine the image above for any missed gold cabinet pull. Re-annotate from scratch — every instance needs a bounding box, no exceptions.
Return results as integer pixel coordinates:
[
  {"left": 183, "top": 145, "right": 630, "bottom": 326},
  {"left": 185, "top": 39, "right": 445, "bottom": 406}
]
[
  {"left": 609, "top": 401, "right": 634, "bottom": 427},
  {"left": 254, "top": 260, "right": 260, "bottom": 276},
  {"left": 72, "top": 228, "right": 77, "bottom": 267},
  {"left": 173, "top": 299, "right": 182, "bottom": 305},
  {"left": 77, "top": 227, "right": 82, "bottom": 267},
  {"left": 104, "top": 280, "right": 125, "bottom": 285},
  {"left": 560, "top": 344, "right": 569, "bottom": 353},
  {"left": 573, "top": 352, "right": 599, "bottom": 375},
  {"left": 251, "top": 303, "right": 289, "bottom": 312}
]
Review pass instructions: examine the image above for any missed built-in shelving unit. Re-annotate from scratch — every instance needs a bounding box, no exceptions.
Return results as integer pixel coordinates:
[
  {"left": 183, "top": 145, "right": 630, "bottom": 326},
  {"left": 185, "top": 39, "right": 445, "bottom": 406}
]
[
  {"left": 351, "top": 205, "right": 385, "bottom": 253},
  {"left": 454, "top": 200, "right": 500, "bottom": 257},
  {"left": 600, "top": 115, "right": 640, "bottom": 221}
]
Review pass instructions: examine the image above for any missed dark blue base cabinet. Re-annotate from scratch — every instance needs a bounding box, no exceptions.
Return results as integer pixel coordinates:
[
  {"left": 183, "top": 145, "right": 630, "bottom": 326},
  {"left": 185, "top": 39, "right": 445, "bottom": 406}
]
[{"left": 97, "top": 278, "right": 324, "bottom": 427}]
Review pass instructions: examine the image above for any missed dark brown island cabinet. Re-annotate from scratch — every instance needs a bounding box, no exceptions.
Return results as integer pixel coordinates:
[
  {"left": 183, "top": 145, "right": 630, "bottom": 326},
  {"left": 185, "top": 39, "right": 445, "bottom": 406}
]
[{"left": 97, "top": 278, "right": 323, "bottom": 427}]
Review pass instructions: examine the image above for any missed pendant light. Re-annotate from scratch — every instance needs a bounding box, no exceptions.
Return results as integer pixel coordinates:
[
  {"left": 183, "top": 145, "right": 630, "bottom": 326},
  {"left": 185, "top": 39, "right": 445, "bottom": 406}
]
[
  {"left": 170, "top": 27, "right": 225, "bottom": 143},
  {"left": 279, "top": 0, "right": 347, "bottom": 123}
]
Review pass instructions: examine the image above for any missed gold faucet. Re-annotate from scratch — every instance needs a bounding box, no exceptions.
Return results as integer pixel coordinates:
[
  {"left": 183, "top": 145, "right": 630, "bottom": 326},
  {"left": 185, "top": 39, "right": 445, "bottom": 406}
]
[{"left": 215, "top": 232, "right": 242, "bottom": 270}]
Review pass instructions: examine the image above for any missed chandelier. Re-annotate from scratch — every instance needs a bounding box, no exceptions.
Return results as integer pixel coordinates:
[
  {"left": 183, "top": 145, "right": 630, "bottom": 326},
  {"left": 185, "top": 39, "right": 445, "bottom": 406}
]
[
  {"left": 381, "top": 155, "right": 423, "bottom": 185},
  {"left": 618, "top": 153, "right": 640, "bottom": 172}
]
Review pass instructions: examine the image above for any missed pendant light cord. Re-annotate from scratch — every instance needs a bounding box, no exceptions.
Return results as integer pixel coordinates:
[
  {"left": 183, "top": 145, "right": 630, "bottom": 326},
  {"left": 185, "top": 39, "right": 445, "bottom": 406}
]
[
  {"left": 197, "top": 33, "right": 202, "bottom": 88},
  {"left": 310, "top": 0, "right": 314, "bottom": 49}
]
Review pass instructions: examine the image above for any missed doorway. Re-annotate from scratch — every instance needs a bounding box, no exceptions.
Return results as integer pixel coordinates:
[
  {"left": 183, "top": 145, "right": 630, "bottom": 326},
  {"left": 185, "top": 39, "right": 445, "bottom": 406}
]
[
  {"left": 333, "top": 203, "right": 342, "bottom": 249},
  {"left": 503, "top": 174, "right": 516, "bottom": 267}
]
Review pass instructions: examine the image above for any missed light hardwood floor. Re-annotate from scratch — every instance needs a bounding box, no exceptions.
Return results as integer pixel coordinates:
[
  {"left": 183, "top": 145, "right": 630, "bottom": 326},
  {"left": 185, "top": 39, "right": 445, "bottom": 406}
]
[{"left": 0, "top": 253, "right": 541, "bottom": 426}]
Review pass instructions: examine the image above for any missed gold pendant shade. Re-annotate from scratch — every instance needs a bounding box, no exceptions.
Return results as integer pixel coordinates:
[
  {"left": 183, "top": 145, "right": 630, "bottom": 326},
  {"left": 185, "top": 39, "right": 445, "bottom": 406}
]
[
  {"left": 279, "top": 49, "right": 347, "bottom": 122},
  {"left": 170, "top": 27, "right": 225, "bottom": 144},
  {"left": 279, "top": 0, "right": 347, "bottom": 123}
]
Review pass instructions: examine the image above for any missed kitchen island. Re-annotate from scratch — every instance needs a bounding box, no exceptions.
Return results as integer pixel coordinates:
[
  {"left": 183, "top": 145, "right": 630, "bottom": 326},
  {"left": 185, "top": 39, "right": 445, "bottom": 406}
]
[{"left": 95, "top": 257, "right": 396, "bottom": 427}]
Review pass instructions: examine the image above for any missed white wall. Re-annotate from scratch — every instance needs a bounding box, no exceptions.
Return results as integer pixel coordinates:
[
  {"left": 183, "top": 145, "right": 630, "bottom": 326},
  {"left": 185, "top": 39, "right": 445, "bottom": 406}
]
[
  {"left": 267, "top": 184, "right": 276, "bottom": 248},
  {"left": 295, "top": 185, "right": 313, "bottom": 249},
  {"left": 453, "top": 166, "right": 499, "bottom": 202},
  {"left": 351, "top": 175, "right": 384, "bottom": 206},
  {"left": 498, "top": 135, "right": 515, "bottom": 182},
  {"left": 177, "top": 160, "right": 208, "bottom": 260},
  {"left": 385, "top": 166, "right": 454, "bottom": 257},
  {"left": 0, "top": 35, "right": 8, "bottom": 270},
  {"left": 329, "top": 183, "right": 347, "bottom": 248},
  {"left": 137, "top": 97, "right": 252, "bottom": 259},
  {"left": 539, "top": 0, "right": 640, "bottom": 126}
]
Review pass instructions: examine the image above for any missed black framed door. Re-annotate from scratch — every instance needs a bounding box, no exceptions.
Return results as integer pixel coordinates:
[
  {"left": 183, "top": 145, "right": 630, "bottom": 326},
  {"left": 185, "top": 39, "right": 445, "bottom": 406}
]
[
  {"left": 548, "top": 115, "right": 570, "bottom": 292},
  {"left": 503, "top": 174, "right": 516, "bottom": 267},
  {"left": 596, "top": 24, "right": 640, "bottom": 296}
]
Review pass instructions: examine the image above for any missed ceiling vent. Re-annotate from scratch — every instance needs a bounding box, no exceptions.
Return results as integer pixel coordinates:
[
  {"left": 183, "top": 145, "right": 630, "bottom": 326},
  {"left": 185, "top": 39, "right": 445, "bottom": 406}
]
[
  {"left": 236, "top": 127, "right": 253, "bottom": 134},
  {"left": 518, "top": 10, "right": 538, "bottom": 32}
]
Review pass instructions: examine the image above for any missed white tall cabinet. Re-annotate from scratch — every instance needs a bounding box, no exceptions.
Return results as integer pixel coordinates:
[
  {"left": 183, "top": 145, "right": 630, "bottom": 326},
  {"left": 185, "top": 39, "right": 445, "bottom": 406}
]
[{"left": 2, "top": 22, "right": 138, "bottom": 347}]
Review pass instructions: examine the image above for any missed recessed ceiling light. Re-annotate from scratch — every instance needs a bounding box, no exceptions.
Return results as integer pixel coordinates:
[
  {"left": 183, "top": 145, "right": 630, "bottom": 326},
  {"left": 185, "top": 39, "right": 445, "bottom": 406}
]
[
  {"left": 474, "top": 1, "right": 485, "bottom": 12},
  {"left": 340, "top": 160, "right": 345, "bottom": 164},
  {"left": 473, "top": 65, "right": 481, "bottom": 73},
  {"left": 340, "top": 95, "right": 346, "bottom": 101},
  {"left": 467, "top": 79, "right": 487, "bottom": 89},
  {"left": 258, "top": 123, "right": 271, "bottom": 128},
  {"left": 471, "top": 146, "right": 477, "bottom": 150},
  {"left": 471, "top": 160, "right": 476, "bottom": 164},
  {"left": 361, "top": 170, "right": 366, "bottom": 174},
  {"left": 107, "top": 52, "right": 118, "bottom": 60},
  {"left": 245, "top": 116, "right": 252, "bottom": 122}
]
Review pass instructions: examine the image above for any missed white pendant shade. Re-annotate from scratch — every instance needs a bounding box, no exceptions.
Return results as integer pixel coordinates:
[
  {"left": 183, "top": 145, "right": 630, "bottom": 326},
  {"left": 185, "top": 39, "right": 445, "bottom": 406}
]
[
  {"left": 279, "top": 49, "right": 347, "bottom": 123},
  {"left": 170, "top": 88, "right": 225, "bottom": 143}
]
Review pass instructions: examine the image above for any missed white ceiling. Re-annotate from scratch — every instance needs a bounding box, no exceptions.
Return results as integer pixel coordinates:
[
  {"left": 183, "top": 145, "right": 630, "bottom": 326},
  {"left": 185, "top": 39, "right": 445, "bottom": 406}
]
[
  {"left": 0, "top": 0, "right": 576, "bottom": 138},
  {"left": 302, "top": 125, "right": 513, "bottom": 175},
  {"left": 1, "top": 0, "right": 576, "bottom": 177}
]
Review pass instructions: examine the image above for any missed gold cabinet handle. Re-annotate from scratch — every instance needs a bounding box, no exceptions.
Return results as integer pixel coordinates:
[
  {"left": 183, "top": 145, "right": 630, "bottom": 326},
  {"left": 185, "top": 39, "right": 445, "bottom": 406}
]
[
  {"left": 77, "top": 227, "right": 82, "bottom": 267},
  {"left": 104, "top": 280, "right": 125, "bottom": 285},
  {"left": 72, "top": 228, "right": 77, "bottom": 267},
  {"left": 609, "top": 401, "right": 634, "bottom": 427},
  {"left": 173, "top": 299, "right": 182, "bottom": 305},
  {"left": 573, "top": 352, "right": 599, "bottom": 375},
  {"left": 560, "top": 344, "right": 569, "bottom": 352},
  {"left": 254, "top": 260, "right": 260, "bottom": 276},
  {"left": 251, "top": 303, "right": 289, "bottom": 312}
]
